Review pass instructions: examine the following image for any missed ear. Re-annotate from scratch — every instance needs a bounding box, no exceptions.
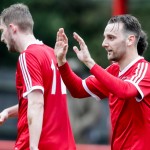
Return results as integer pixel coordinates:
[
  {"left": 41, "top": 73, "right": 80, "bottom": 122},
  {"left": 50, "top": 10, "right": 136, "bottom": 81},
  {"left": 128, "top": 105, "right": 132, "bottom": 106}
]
[
  {"left": 127, "top": 35, "right": 136, "bottom": 46},
  {"left": 9, "top": 24, "right": 17, "bottom": 33}
]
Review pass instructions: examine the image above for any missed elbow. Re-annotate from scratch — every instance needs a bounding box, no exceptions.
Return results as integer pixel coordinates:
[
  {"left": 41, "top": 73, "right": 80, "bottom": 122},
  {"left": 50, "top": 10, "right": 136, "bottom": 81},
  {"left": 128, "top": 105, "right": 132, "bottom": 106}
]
[
  {"left": 114, "top": 90, "right": 137, "bottom": 99},
  {"left": 28, "top": 102, "right": 44, "bottom": 125},
  {"left": 68, "top": 91, "right": 86, "bottom": 98},
  {"left": 113, "top": 83, "right": 138, "bottom": 99},
  {"left": 70, "top": 92, "right": 81, "bottom": 98},
  {"left": 67, "top": 85, "right": 89, "bottom": 98}
]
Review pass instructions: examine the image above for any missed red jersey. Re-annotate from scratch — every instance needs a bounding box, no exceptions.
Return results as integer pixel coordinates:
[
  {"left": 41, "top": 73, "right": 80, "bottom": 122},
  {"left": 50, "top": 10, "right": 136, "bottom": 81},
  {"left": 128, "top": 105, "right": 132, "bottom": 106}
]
[
  {"left": 59, "top": 57, "right": 150, "bottom": 150},
  {"left": 15, "top": 43, "right": 76, "bottom": 150}
]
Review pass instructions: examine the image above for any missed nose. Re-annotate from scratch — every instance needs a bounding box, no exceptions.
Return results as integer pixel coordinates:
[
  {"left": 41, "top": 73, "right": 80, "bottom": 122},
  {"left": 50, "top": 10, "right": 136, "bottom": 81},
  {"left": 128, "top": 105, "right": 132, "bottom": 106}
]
[{"left": 102, "top": 38, "right": 108, "bottom": 48}]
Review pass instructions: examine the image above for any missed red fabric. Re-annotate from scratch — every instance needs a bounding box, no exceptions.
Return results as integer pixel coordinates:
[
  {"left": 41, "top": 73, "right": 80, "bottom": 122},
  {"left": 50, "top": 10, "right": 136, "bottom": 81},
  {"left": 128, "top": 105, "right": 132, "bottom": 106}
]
[
  {"left": 59, "top": 62, "right": 89, "bottom": 98},
  {"left": 90, "top": 58, "right": 150, "bottom": 149},
  {"left": 15, "top": 44, "right": 76, "bottom": 150},
  {"left": 90, "top": 64, "right": 138, "bottom": 99},
  {"left": 59, "top": 57, "right": 150, "bottom": 149},
  {"left": 112, "top": 0, "right": 128, "bottom": 16}
]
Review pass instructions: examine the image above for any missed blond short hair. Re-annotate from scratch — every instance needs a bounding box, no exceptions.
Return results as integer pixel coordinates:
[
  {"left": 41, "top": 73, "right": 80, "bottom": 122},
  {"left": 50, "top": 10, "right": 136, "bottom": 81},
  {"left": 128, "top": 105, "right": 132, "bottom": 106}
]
[{"left": 0, "top": 3, "right": 34, "bottom": 33}]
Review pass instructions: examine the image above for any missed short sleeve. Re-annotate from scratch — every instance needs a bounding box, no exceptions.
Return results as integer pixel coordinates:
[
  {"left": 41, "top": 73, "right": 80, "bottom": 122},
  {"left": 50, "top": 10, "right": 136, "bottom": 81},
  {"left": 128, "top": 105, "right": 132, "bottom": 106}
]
[{"left": 19, "top": 52, "right": 44, "bottom": 98}]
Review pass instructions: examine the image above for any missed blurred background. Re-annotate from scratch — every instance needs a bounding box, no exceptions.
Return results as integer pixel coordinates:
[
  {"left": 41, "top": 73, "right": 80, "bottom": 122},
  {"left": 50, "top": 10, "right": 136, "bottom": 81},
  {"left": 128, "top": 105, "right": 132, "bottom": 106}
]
[{"left": 0, "top": 0, "right": 150, "bottom": 146}]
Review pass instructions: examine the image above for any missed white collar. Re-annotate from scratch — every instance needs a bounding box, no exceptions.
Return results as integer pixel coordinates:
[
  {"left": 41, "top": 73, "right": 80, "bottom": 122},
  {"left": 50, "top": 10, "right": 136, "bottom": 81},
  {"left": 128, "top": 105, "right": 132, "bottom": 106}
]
[
  {"left": 24, "top": 39, "right": 43, "bottom": 50},
  {"left": 119, "top": 56, "right": 144, "bottom": 77}
]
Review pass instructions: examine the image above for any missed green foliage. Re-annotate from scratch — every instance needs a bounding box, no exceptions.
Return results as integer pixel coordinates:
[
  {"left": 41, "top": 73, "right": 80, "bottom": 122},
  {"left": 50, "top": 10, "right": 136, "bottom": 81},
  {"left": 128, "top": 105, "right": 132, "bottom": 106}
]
[
  {"left": 0, "top": 0, "right": 150, "bottom": 69},
  {"left": 129, "top": 0, "right": 150, "bottom": 61}
]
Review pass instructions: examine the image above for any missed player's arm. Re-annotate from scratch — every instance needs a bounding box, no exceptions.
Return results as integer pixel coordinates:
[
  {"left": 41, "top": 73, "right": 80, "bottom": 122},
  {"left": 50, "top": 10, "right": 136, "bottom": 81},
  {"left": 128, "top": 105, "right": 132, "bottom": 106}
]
[
  {"left": 55, "top": 28, "right": 90, "bottom": 98},
  {"left": 59, "top": 62, "right": 109, "bottom": 99},
  {"left": 27, "top": 89, "right": 44, "bottom": 150},
  {"left": 73, "top": 32, "right": 138, "bottom": 99},
  {"left": 0, "top": 104, "right": 18, "bottom": 125},
  {"left": 90, "top": 64, "right": 138, "bottom": 99},
  {"left": 55, "top": 28, "right": 108, "bottom": 99},
  {"left": 59, "top": 62, "right": 90, "bottom": 98}
]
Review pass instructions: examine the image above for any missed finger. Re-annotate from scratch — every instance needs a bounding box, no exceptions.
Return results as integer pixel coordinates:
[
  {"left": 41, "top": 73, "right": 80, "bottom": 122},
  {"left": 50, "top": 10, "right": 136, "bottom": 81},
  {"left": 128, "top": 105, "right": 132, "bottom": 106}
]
[
  {"left": 56, "top": 31, "right": 59, "bottom": 42},
  {"left": 55, "top": 41, "right": 63, "bottom": 47},
  {"left": 59, "top": 28, "right": 64, "bottom": 36},
  {"left": 59, "top": 28, "right": 64, "bottom": 32},
  {"left": 56, "top": 29, "right": 62, "bottom": 42},
  {"left": 73, "top": 46, "right": 80, "bottom": 54},
  {"left": 62, "top": 33, "right": 68, "bottom": 44},
  {"left": 73, "top": 32, "right": 85, "bottom": 46},
  {"left": 63, "top": 44, "right": 68, "bottom": 52},
  {"left": 57, "top": 28, "right": 65, "bottom": 42}
]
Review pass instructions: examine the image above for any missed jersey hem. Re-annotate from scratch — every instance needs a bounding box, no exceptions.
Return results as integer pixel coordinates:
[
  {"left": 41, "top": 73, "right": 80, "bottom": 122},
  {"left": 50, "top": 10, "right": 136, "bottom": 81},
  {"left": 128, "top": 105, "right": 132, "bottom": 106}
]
[
  {"left": 23, "top": 86, "right": 44, "bottom": 98},
  {"left": 125, "top": 80, "right": 144, "bottom": 102},
  {"left": 82, "top": 79, "right": 101, "bottom": 101}
]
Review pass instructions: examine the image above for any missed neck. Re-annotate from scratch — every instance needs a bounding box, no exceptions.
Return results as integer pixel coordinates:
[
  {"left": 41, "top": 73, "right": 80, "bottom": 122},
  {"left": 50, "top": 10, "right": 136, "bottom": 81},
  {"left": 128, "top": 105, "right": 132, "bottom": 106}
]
[
  {"left": 17, "top": 33, "right": 37, "bottom": 53},
  {"left": 118, "top": 50, "right": 139, "bottom": 71}
]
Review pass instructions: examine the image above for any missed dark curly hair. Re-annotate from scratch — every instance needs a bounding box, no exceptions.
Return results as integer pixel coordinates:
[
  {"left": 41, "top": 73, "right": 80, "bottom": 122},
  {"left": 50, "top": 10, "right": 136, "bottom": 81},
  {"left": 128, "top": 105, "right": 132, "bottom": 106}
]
[{"left": 137, "top": 30, "right": 148, "bottom": 56}]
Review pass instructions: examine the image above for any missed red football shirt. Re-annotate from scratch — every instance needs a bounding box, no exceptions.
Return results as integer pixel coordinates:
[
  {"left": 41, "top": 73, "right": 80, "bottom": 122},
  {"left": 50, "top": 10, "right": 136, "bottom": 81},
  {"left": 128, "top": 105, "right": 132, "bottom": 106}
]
[
  {"left": 15, "top": 43, "right": 76, "bottom": 150},
  {"left": 59, "top": 56, "right": 150, "bottom": 150}
]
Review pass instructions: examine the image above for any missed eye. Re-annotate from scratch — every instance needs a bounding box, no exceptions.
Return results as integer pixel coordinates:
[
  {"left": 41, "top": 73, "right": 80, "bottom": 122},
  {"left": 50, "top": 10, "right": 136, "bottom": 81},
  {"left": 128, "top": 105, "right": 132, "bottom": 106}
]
[{"left": 108, "top": 35, "right": 115, "bottom": 41}]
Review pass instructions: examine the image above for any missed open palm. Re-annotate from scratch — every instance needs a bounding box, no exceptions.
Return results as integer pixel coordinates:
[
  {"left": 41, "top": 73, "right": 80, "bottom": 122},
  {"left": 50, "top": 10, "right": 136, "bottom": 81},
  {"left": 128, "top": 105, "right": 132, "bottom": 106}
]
[
  {"left": 54, "top": 28, "right": 68, "bottom": 65},
  {"left": 73, "top": 32, "right": 92, "bottom": 63}
]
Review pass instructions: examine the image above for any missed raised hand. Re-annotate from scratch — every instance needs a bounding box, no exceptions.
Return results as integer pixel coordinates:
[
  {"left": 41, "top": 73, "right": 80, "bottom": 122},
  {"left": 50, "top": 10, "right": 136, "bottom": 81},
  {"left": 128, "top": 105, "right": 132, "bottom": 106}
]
[
  {"left": 73, "top": 32, "right": 95, "bottom": 69},
  {"left": 54, "top": 28, "right": 68, "bottom": 66}
]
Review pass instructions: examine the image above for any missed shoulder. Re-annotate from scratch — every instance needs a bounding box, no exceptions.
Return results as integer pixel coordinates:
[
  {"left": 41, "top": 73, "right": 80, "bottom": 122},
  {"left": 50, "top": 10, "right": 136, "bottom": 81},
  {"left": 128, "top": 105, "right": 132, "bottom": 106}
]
[
  {"left": 19, "top": 44, "right": 56, "bottom": 67},
  {"left": 136, "top": 58, "right": 150, "bottom": 69},
  {"left": 26, "top": 44, "right": 53, "bottom": 54},
  {"left": 20, "top": 44, "right": 53, "bottom": 59},
  {"left": 135, "top": 58, "right": 150, "bottom": 76}
]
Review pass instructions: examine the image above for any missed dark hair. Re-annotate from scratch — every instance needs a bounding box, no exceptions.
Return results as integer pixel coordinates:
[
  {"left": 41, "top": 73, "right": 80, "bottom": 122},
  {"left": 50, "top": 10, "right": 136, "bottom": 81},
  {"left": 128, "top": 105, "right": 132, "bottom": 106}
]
[
  {"left": 108, "top": 14, "right": 148, "bottom": 55},
  {"left": 137, "top": 30, "right": 148, "bottom": 56}
]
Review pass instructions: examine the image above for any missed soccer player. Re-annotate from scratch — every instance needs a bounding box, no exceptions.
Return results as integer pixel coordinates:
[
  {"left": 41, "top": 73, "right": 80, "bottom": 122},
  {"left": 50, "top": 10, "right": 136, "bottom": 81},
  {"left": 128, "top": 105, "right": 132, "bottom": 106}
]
[
  {"left": 54, "top": 15, "right": 150, "bottom": 149},
  {"left": 0, "top": 3, "right": 76, "bottom": 150}
]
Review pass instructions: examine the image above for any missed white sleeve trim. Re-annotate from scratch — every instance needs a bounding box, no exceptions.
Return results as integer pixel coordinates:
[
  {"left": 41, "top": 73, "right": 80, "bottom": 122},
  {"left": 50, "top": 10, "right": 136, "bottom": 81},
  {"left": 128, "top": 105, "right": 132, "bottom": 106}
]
[
  {"left": 125, "top": 80, "right": 144, "bottom": 102},
  {"left": 82, "top": 79, "right": 101, "bottom": 101},
  {"left": 23, "top": 86, "right": 44, "bottom": 98}
]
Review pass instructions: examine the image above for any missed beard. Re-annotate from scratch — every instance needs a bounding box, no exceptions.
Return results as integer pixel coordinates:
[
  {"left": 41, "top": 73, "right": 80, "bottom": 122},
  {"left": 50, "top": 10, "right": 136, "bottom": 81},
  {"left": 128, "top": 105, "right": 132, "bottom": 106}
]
[
  {"left": 7, "top": 38, "right": 17, "bottom": 53},
  {"left": 107, "top": 51, "right": 118, "bottom": 61},
  {"left": 107, "top": 47, "right": 126, "bottom": 62},
  {"left": 107, "top": 51, "right": 125, "bottom": 63}
]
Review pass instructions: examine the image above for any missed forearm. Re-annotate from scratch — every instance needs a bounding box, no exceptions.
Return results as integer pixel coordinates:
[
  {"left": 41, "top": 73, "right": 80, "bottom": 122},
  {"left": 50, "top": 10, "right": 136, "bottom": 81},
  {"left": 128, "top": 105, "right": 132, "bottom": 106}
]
[
  {"left": 4, "top": 104, "right": 18, "bottom": 118},
  {"left": 90, "top": 64, "right": 138, "bottom": 99},
  {"left": 59, "top": 62, "right": 90, "bottom": 98},
  {"left": 28, "top": 104, "right": 43, "bottom": 150},
  {"left": 28, "top": 90, "right": 44, "bottom": 150},
  {"left": 0, "top": 104, "right": 18, "bottom": 125}
]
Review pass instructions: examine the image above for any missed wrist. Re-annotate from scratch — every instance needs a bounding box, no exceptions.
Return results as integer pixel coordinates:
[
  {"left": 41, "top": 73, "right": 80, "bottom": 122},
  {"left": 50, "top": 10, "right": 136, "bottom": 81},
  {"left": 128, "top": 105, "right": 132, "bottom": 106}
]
[
  {"left": 57, "top": 58, "right": 67, "bottom": 66},
  {"left": 84, "top": 58, "right": 96, "bottom": 69}
]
